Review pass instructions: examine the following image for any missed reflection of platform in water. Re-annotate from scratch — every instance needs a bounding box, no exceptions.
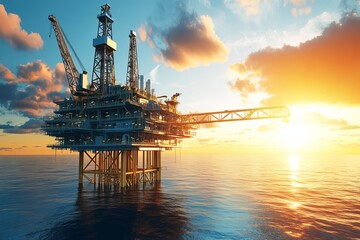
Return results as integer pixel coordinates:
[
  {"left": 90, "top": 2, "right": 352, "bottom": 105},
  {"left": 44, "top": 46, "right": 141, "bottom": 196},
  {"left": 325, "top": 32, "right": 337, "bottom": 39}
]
[{"left": 43, "top": 4, "right": 290, "bottom": 188}]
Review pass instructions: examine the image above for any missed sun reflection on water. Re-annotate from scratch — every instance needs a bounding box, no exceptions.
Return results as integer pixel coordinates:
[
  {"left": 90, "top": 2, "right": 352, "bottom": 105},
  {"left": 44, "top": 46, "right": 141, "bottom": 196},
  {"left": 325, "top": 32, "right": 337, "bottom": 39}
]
[
  {"left": 288, "top": 154, "right": 301, "bottom": 209},
  {"left": 289, "top": 154, "right": 299, "bottom": 171},
  {"left": 285, "top": 154, "right": 304, "bottom": 238}
]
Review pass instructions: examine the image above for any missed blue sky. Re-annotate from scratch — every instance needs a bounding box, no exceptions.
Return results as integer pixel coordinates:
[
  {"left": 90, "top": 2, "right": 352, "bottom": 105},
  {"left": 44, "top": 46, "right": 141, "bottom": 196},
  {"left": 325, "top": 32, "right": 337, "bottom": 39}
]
[{"left": 1, "top": 0, "right": 360, "bottom": 154}]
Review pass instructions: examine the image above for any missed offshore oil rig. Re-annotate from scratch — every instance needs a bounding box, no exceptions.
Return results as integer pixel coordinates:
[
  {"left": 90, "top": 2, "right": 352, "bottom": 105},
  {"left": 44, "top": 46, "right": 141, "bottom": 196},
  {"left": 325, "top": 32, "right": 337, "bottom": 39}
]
[{"left": 43, "top": 4, "right": 290, "bottom": 188}]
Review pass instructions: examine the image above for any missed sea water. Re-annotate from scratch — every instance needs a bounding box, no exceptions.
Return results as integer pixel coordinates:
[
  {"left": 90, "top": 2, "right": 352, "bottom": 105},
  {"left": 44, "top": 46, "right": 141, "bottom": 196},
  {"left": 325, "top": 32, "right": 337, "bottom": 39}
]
[{"left": 0, "top": 153, "right": 359, "bottom": 239}]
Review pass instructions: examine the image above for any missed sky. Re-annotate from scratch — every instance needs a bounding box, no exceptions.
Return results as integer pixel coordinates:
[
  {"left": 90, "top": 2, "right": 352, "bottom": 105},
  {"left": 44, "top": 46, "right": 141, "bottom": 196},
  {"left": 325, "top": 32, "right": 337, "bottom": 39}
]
[{"left": 0, "top": 0, "right": 360, "bottom": 155}]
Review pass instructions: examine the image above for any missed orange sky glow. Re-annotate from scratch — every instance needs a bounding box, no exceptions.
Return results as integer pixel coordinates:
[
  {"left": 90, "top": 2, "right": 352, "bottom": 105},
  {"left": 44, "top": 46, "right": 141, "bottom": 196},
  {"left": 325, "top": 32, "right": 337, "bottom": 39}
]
[{"left": 1, "top": 1, "right": 360, "bottom": 155}]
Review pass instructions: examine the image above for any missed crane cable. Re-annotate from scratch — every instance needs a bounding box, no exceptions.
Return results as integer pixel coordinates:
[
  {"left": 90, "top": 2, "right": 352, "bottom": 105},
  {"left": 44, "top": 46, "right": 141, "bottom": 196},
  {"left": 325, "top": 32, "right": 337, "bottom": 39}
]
[
  {"left": 60, "top": 25, "right": 86, "bottom": 72},
  {"left": 48, "top": 20, "right": 86, "bottom": 73}
]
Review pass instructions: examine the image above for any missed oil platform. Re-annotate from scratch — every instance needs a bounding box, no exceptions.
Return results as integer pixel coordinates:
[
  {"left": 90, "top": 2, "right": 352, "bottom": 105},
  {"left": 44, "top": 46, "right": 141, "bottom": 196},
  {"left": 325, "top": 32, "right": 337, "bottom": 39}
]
[{"left": 43, "top": 4, "right": 290, "bottom": 188}]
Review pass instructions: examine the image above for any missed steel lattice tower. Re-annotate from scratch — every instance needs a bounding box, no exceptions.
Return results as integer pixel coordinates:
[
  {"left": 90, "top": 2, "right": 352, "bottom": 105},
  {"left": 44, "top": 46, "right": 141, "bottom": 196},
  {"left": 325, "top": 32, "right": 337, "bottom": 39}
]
[
  {"left": 126, "top": 31, "right": 139, "bottom": 88},
  {"left": 91, "top": 4, "right": 117, "bottom": 95}
]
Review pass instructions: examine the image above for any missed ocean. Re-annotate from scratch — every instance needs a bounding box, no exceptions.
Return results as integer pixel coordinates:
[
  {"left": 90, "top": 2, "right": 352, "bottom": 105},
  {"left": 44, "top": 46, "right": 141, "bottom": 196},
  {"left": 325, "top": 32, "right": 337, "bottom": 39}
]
[{"left": 0, "top": 153, "right": 359, "bottom": 240}]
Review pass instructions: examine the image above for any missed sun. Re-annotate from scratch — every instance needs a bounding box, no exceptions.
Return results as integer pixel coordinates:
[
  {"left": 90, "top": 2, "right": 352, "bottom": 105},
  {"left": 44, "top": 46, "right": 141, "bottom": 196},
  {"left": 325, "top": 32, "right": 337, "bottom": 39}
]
[
  {"left": 277, "top": 114, "right": 320, "bottom": 152},
  {"left": 279, "top": 122, "right": 309, "bottom": 150}
]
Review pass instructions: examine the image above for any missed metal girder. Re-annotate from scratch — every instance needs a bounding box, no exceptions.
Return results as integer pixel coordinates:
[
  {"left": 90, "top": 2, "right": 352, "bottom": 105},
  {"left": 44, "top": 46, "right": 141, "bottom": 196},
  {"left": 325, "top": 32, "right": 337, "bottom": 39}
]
[
  {"left": 48, "top": 15, "right": 79, "bottom": 95},
  {"left": 175, "top": 106, "right": 290, "bottom": 125},
  {"left": 91, "top": 4, "right": 116, "bottom": 95},
  {"left": 126, "top": 31, "right": 139, "bottom": 88}
]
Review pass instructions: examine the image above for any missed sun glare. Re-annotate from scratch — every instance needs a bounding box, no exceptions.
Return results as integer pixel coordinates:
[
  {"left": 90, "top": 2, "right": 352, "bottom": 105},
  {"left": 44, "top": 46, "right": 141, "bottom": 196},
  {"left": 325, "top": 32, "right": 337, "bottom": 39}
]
[
  {"left": 279, "top": 122, "right": 309, "bottom": 150},
  {"left": 277, "top": 105, "right": 322, "bottom": 152},
  {"left": 288, "top": 154, "right": 299, "bottom": 171}
]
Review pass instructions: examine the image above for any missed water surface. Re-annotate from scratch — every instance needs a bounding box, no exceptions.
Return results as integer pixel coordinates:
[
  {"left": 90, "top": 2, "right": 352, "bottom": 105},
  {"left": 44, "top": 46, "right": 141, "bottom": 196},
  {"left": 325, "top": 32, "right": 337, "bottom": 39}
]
[{"left": 0, "top": 153, "right": 359, "bottom": 239}]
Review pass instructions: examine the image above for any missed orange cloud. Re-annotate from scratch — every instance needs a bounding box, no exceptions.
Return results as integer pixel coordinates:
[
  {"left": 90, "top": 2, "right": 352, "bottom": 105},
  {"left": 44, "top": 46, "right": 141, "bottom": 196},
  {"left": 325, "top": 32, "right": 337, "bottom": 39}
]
[
  {"left": 0, "top": 64, "right": 16, "bottom": 81},
  {"left": 143, "top": 5, "right": 228, "bottom": 71},
  {"left": 290, "top": 0, "right": 307, "bottom": 7},
  {"left": 0, "top": 4, "right": 43, "bottom": 50},
  {"left": 235, "top": 0, "right": 260, "bottom": 16},
  {"left": 18, "top": 60, "right": 53, "bottom": 82},
  {"left": 138, "top": 25, "right": 147, "bottom": 42},
  {"left": 291, "top": 7, "right": 312, "bottom": 17},
  {"left": 289, "top": 0, "right": 312, "bottom": 17},
  {"left": 230, "top": 14, "right": 360, "bottom": 105},
  {"left": 160, "top": 15, "right": 228, "bottom": 71},
  {"left": 225, "top": 0, "right": 273, "bottom": 17},
  {"left": 301, "top": 112, "right": 352, "bottom": 129},
  {"left": 138, "top": 24, "right": 155, "bottom": 49},
  {"left": 0, "top": 61, "right": 67, "bottom": 118}
]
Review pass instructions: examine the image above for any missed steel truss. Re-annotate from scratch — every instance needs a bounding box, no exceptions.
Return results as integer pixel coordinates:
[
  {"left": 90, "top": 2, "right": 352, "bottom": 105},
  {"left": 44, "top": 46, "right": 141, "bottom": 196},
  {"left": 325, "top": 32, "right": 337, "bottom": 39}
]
[
  {"left": 176, "top": 106, "right": 290, "bottom": 125},
  {"left": 79, "top": 149, "right": 161, "bottom": 188}
]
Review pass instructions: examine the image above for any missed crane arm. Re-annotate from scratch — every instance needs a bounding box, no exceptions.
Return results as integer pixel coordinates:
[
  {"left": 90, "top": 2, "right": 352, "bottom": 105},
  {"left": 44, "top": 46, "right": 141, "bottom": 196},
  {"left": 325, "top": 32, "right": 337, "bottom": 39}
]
[
  {"left": 175, "top": 106, "right": 290, "bottom": 125},
  {"left": 48, "top": 15, "right": 79, "bottom": 95}
]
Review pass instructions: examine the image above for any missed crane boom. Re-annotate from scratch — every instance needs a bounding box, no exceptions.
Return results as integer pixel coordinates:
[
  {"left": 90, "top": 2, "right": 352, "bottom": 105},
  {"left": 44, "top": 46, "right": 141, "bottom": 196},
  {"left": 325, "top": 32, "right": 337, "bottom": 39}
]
[
  {"left": 175, "top": 106, "right": 290, "bottom": 125},
  {"left": 49, "top": 15, "right": 87, "bottom": 96}
]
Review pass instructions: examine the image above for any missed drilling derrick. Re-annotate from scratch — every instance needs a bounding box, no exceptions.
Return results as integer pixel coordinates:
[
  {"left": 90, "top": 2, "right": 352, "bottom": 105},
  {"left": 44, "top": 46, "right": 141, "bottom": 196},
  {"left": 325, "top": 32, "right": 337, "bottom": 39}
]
[
  {"left": 91, "top": 4, "right": 116, "bottom": 95},
  {"left": 126, "top": 31, "right": 140, "bottom": 88},
  {"left": 43, "top": 4, "right": 290, "bottom": 189}
]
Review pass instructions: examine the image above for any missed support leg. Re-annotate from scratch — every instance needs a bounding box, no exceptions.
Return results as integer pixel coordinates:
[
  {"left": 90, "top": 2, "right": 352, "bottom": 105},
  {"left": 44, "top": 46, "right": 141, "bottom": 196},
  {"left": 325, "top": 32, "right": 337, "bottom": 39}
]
[
  {"left": 156, "top": 150, "right": 161, "bottom": 181},
  {"left": 79, "top": 151, "right": 84, "bottom": 186},
  {"left": 121, "top": 150, "right": 128, "bottom": 188}
]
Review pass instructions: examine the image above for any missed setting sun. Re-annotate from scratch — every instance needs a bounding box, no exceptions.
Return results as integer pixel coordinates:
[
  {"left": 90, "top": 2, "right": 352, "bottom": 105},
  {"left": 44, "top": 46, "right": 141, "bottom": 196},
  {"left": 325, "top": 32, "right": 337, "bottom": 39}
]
[{"left": 279, "top": 121, "right": 311, "bottom": 151}]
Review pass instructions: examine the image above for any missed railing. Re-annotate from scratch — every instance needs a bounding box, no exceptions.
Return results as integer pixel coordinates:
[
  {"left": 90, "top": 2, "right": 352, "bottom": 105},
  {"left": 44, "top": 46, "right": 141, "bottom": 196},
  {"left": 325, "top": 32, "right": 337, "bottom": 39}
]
[{"left": 47, "top": 139, "right": 180, "bottom": 149}]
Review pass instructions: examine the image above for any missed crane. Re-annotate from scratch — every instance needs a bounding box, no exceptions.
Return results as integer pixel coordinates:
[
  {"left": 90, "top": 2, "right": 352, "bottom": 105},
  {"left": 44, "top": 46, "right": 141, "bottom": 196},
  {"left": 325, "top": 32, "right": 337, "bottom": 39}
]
[{"left": 48, "top": 15, "right": 88, "bottom": 96}]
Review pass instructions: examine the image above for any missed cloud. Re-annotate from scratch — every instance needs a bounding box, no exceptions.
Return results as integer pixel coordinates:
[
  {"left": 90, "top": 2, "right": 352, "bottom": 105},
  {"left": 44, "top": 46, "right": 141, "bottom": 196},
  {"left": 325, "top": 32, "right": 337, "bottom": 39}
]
[
  {"left": 0, "top": 64, "right": 16, "bottom": 81},
  {"left": 0, "top": 60, "right": 68, "bottom": 117},
  {"left": 257, "top": 123, "right": 278, "bottom": 132},
  {"left": 225, "top": 0, "right": 261, "bottom": 16},
  {"left": 291, "top": 6, "right": 312, "bottom": 17},
  {"left": 285, "top": 0, "right": 313, "bottom": 17},
  {"left": 340, "top": 0, "right": 360, "bottom": 13},
  {"left": 228, "top": 63, "right": 259, "bottom": 97},
  {"left": 0, "top": 123, "right": 14, "bottom": 130},
  {"left": 0, "top": 147, "right": 12, "bottom": 151},
  {"left": 339, "top": 125, "right": 360, "bottom": 130},
  {"left": 18, "top": 60, "right": 53, "bottom": 82},
  {"left": 0, "top": 82, "right": 17, "bottom": 106},
  {"left": 197, "top": 138, "right": 214, "bottom": 143},
  {"left": 224, "top": 0, "right": 277, "bottom": 18},
  {"left": 0, "top": 4, "right": 43, "bottom": 50},
  {"left": 141, "top": 3, "right": 228, "bottom": 71},
  {"left": 228, "top": 12, "right": 337, "bottom": 61},
  {"left": 230, "top": 14, "right": 360, "bottom": 105},
  {"left": 290, "top": 0, "right": 307, "bottom": 6},
  {"left": 138, "top": 25, "right": 147, "bottom": 42},
  {"left": 3, "top": 118, "right": 42, "bottom": 134},
  {"left": 301, "top": 112, "right": 360, "bottom": 130}
]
